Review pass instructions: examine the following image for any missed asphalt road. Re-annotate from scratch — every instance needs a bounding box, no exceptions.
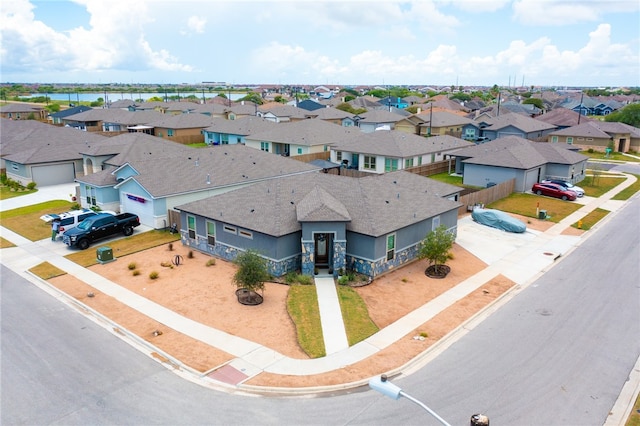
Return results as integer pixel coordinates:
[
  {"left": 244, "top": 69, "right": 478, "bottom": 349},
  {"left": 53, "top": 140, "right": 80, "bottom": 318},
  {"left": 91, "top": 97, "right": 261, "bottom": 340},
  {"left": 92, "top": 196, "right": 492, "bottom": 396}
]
[{"left": 2, "top": 193, "right": 639, "bottom": 425}]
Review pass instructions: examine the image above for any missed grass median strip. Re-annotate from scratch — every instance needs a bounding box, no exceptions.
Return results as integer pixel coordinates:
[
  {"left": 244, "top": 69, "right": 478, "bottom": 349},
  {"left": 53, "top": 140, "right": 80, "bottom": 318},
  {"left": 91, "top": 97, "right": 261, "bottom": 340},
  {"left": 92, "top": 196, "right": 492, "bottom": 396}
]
[
  {"left": 29, "top": 262, "right": 67, "bottom": 279},
  {"left": 488, "top": 193, "right": 581, "bottom": 223},
  {"left": 572, "top": 208, "right": 609, "bottom": 231},
  {"left": 287, "top": 284, "right": 325, "bottom": 358}
]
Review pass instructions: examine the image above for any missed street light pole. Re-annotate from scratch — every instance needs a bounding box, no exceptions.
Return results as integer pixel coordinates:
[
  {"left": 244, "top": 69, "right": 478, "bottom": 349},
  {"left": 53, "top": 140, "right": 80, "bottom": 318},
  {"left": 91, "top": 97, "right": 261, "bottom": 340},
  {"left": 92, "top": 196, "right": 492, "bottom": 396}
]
[{"left": 369, "top": 375, "right": 452, "bottom": 426}]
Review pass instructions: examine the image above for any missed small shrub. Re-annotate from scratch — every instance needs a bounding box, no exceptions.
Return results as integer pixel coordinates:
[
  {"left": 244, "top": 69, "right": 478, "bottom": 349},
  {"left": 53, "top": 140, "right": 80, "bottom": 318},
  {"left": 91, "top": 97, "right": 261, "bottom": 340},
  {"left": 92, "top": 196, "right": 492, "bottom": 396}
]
[
  {"left": 70, "top": 202, "right": 80, "bottom": 210},
  {"left": 346, "top": 272, "right": 356, "bottom": 281},
  {"left": 188, "top": 250, "right": 194, "bottom": 259},
  {"left": 419, "top": 331, "right": 429, "bottom": 338},
  {"left": 149, "top": 271, "right": 159, "bottom": 280},
  {"left": 588, "top": 148, "right": 594, "bottom": 153},
  {"left": 338, "top": 276, "right": 349, "bottom": 285},
  {"left": 26, "top": 182, "right": 37, "bottom": 190},
  {"left": 206, "top": 258, "right": 216, "bottom": 267},
  {"left": 128, "top": 262, "right": 137, "bottom": 270},
  {"left": 296, "top": 274, "right": 313, "bottom": 285},
  {"left": 160, "top": 261, "right": 173, "bottom": 269},
  {"left": 132, "top": 270, "right": 141, "bottom": 276},
  {"left": 284, "top": 271, "right": 298, "bottom": 284},
  {"left": 401, "top": 278, "right": 408, "bottom": 283}
]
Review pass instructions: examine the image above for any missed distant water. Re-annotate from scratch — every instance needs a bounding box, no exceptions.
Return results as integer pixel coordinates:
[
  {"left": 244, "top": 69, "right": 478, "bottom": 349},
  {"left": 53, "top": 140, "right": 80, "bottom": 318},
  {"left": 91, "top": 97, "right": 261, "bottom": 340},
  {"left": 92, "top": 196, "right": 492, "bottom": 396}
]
[{"left": 28, "top": 92, "right": 245, "bottom": 103}]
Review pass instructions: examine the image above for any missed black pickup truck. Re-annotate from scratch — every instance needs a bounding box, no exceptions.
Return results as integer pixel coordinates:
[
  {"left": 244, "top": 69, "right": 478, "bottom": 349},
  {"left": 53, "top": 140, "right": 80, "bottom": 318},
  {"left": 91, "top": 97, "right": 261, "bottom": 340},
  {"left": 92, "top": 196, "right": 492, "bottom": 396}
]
[{"left": 62, "top": 212, "right": 140, "bottom": 250}]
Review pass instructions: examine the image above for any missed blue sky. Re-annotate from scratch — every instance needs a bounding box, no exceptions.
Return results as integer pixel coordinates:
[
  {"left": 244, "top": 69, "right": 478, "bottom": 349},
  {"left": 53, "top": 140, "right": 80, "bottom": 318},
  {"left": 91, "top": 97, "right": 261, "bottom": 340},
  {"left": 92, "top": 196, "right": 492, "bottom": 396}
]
[{"left": 1, "top": 0, "right": 639, "bottom": 87}]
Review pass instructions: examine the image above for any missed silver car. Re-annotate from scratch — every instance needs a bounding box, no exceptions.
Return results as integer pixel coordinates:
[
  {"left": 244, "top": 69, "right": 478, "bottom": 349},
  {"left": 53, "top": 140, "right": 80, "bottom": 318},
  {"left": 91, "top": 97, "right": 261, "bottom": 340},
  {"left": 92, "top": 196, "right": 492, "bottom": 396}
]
[{"left": 542, "top": 180, "right": 585, "bottom": 197}]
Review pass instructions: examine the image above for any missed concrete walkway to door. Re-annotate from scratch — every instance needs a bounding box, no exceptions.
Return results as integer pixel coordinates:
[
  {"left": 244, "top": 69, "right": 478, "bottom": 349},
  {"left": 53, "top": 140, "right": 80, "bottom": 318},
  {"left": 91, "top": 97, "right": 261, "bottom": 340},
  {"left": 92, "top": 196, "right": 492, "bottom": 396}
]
[{"left": 314, "top": 276, "right": 349, "bottom": 355}]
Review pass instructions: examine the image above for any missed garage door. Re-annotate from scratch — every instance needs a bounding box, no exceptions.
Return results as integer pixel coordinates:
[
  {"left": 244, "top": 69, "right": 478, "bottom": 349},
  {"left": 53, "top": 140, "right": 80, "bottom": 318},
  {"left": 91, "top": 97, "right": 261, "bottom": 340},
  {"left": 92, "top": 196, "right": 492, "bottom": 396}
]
[
  {"left": 32, "top": 163, "right": 75, "bottom": 186},
  {"left": 121, "top": 193, "right": 154, "bottom": 227}
]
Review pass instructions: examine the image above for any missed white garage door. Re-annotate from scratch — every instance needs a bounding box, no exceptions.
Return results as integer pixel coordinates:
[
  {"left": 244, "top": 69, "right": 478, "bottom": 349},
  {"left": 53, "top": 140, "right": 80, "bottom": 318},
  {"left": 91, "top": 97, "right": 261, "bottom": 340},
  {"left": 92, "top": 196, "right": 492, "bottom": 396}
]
[
  {"left": 32, "top": 163, "right": 75, "bottom": 186},
  {"left": 121, "top": 193, "right": 154, "bottom": 227}
]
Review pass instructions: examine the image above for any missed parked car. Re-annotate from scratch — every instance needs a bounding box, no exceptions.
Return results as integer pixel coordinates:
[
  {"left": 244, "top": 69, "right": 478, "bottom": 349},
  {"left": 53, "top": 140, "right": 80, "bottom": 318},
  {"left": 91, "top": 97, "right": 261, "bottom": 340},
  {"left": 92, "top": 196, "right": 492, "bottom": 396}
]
[
  {"left": 532, "top": 182, "right": 577, "bottom": 201},
  {"left": 41, "top": 209, "right": 117, "bottom": 234},
  {"left": 62, "top": 212, "right": 140, "bottom": 250},
  {"left": 471, "top": 208, "right": 527, "bottom": 233},
  {"left": 542, "top": 180, "right": 585, "bottom": 197},
  {"left": 40, "top": 209, "right": 99, "bottom": 234}
]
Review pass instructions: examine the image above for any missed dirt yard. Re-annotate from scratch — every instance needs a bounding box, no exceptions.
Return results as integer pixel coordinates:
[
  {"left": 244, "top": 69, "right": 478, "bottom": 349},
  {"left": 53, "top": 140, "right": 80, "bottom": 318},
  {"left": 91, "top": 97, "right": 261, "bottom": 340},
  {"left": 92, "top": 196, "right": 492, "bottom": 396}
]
[{"left": 47, "top": 214, "right": 582, "bottom": 387}]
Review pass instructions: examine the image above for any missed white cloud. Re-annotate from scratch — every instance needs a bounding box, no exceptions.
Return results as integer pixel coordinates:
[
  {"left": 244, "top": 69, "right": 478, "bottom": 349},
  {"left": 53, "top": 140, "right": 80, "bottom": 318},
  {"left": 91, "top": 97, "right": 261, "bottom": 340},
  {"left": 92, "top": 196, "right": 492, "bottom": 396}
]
[
  {"left": 1, "top": 0, "right": 192, "bottom": 74},
  {"left": 186, "top": 16, "right": 207, "bottom": 34},
  {"left": 513, "top": 0, "right": 602, "bottom": 26}
]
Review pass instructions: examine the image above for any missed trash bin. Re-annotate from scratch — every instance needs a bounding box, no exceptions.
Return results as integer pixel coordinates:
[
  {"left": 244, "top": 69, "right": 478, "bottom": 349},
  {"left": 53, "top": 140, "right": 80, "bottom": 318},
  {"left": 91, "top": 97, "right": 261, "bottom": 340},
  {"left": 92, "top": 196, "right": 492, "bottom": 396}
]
[
  {"left": 96, "top": 246, "right": 115, "bottom": 264},
  {"left": 539, "top": 210, "right": 547, "bottom": 219}
]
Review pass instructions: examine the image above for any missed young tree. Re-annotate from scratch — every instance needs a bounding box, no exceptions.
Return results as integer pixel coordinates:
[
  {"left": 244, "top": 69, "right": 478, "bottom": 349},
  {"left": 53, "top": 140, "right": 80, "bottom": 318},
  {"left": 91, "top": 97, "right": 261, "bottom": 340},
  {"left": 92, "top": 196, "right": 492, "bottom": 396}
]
[
  {"left": 232, "top": 249, "right": 270, "bottom": 296},
  {"left": 418, "top": 225, "right": 455, "bottom": 277}
]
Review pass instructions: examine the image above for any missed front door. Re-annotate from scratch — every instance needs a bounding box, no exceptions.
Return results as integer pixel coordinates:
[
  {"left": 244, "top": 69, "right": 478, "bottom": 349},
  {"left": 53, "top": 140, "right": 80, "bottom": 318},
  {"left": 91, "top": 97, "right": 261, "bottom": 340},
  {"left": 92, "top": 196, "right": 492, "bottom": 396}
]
[{"left": 314, "top": 233, "right": 329, "bottom": 266}]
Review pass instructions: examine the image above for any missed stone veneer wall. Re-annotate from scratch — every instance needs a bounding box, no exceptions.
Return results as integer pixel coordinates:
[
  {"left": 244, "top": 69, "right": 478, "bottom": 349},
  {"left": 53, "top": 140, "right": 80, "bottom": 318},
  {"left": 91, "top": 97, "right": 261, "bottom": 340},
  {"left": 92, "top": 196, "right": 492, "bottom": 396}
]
[
  {"left": 181, "top": 232, "right": 300, "bottom": 277},
  {"left": 346, "top": 243, "right": 421, "bottom": 278}
]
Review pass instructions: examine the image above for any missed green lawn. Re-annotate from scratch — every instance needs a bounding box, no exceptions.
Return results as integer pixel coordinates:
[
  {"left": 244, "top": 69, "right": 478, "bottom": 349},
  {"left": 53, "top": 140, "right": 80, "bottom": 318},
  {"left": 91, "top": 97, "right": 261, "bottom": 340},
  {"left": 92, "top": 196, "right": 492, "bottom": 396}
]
[
  {"left": 581, "top": 175, "right": 627, "bottom": 197},
  {"left": 287, "top": 284, "right": 325, "bottom": 358},
  {"left": 64, "top": 230, "right": 180, "bottom": 267},
  {"left": 612, "top": 174, "right": 640, "bottom": 201},
  {"left": 428, "top": 172, "right": 483, "bottom": 189},
  {"left": 580, "top": 150, "right": 640, "bottom": 163},
  {"left": 0, "top": 186, "right": 37, "bottom": 200},
  {"left": 0, "top": 200, "right": 76, "bottom": 241},
  {"left": 338, "top": 286, "right": 379, "bottom": 345},
  {"left": 487, "top": 193, "right": 582, "bottom": 223}
]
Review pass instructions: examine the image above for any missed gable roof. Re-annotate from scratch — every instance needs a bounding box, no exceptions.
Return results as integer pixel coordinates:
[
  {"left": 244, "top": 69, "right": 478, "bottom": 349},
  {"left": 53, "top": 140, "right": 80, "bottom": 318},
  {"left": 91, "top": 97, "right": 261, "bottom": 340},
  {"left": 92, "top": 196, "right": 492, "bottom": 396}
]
[
  {"left": 49, "top": 105, "right": 93, "bottom": 118},
  {"left": 176, "top": 170, "right": 461, "bottom": 237},
  {"left": 535, "top": 107, "right": 595, "bottom": 127},
  {"left": 357, "top": 109, "right": 407, "bottom": 124},
  {"left": 332, "top": 130, "right": 472, "bottom": 157},
  {"left": 246, "top": 119, "right": 359, "bottom": 147},
  {"left": 113, "top": 144, "right": 322, "bottom": 198},
  {"left": 0, "top": 103, "right": 44, "bottom": 113},
  {"left": 1, "top": 118, "right": 107, "bottom": 163},
  {"left": 452, "top": 136, "right": 587, "bottom": 169},
  {"left": 479, "top": 112, "right": 557, "bottom": 133},
  {"left": 549, "top": 120, "right": 640, "bottom": 138},
  {"left": 147, "top": 112, "right": 214, "bottom": 129},
  {"left": 64, "top": 109, "right": 164, "bottom": 125},
  {"left": 202, "top": 116, "right": 279, "bottom": 136},
  {"left": 414, "top": 110, "right": 476, "bottom": 127}
]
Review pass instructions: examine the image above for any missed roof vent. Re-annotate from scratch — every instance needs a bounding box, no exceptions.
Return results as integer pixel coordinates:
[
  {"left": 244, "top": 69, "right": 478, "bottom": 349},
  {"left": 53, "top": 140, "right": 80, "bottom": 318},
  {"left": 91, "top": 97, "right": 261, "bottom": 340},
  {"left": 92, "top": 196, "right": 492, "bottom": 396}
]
[{"left": 206, "top": 174, "right": 210, "bottom": 184}]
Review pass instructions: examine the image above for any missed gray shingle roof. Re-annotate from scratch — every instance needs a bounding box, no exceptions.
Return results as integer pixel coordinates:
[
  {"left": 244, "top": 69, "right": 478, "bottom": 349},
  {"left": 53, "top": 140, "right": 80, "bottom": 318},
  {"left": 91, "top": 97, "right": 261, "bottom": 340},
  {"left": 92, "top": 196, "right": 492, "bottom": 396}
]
[
  {"left": 332, "top": 130, "right": 473, "bottom": 157},
  {"left": 479, "top": 112, "right": 557, "bottom": 133},
  {"left": 549, "top": 121, "right": 640, "bottom": 138},
  {"left": 147, "top": 113, "right": 214, "bottom": 129},
  {"left": 1, "top": 118, "right": 107, "bottom": 163},
  {"left": 202, "top": 116, "right": 278, "bottom": 136},
  {"left": 246, "top": 119, "right": 359, "bottom": 147},
  {"left": 453, "top": 136, "right": 587, "bottom": 168},
  {"left": 176, "top": 171, "right": 461, "bottom": 237},
  {"left": 115, "top": 144, "right": 322, "bottom": 198}
]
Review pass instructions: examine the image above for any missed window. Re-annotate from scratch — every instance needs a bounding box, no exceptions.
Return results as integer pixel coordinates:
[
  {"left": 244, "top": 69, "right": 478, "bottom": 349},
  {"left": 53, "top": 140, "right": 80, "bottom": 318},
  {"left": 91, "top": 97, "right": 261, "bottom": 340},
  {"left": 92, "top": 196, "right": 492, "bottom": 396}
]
[
  {"left": 323, "top": 145, "right": 328, "bottom": 152},
  {"left": 260, "top": 142, "right": 269, "bottom": 152},
  {"left": 364, "top": 156, "right": 376, "bottom": 170},
  {"left": 404, "top": 158, "right": 414, "bottom": 168},
  {"left": 567, "top": 137, "right": 573, "bottom": 145},
  {"left": 187, "top": 215, "right": 196, "bottom": 239},
  {"left": 11, "top": 162, "right": 18, "bottom": 171},
  {"left": 385, "top": 158, "right": 398, "bottom": 172},
  {"left": 432, "top": 215, "right": 441, "bottom": 231},
  {"left": 239, "top": 230, "right": 253, "bottom": 239},
  {"left": 206, "top": 220, "right": 216, "bottom": 245},
  {"left": 167, "top": 129, "right": 174, "bottom": 137},
  {"left": 386, "top": 234, "right": 396, "bottom": 261},
  {"left": 220, "top": 134, "right": 229, "bottom": 145},
  {"left": 551, "top": 136, "right": 558, "bottom": 143},
  {"left": 417, "top": 157, "right": 422, "bottom": 166},
  {"left": 297, "top": 147, "right": 303, "bottom": 155},
  {"left": 85, "top": 185, "right": 96, "bottom": 206},
  {"left": 224, "top": 225, "right": 237, "bottom": 234},
  {"left": 336, "top": 151, "right": 342, "bottom": 162}
]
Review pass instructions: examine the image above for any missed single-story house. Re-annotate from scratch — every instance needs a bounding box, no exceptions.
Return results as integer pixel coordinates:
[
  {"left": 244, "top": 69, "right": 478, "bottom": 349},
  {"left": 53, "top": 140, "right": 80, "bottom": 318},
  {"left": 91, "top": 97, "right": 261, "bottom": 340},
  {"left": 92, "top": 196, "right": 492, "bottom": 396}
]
[
  {"left": 48, "top": 106, "right": 93, "bottom": 125},
  {"left": 353, "top": 110, "right": 407, "bottom": 133},
  {"left": 450, "top": 136, "right": 589, "bottom": 192},
  {"left": 0, "top": 103, "right": 47, "bottom": 121},
  {"left": 202, "top": 116, "right": 279, "bottom": 145},
  {"left": 244, "top": 119, "right": 359, "bottom": 157},
  {"left": 330, "top": 130, "right": 473, "bottom": 173},
  {"left": 147, "top": 113, "right": 214, "bottom": 144},
  {"left": 75, "top": 134, "right": 321, "bottom": 228},
  {"left": 1, "top": 118, "right": 107, "bottom": 186},
  {"left": 547, "top": 121, "right": 640, "bottom": 153},
  {"left": 474, "top": 112, "right": 557, "bottom": 141},
  {"left": 175, "top": 170, "right": 462, "bottom": 279}
]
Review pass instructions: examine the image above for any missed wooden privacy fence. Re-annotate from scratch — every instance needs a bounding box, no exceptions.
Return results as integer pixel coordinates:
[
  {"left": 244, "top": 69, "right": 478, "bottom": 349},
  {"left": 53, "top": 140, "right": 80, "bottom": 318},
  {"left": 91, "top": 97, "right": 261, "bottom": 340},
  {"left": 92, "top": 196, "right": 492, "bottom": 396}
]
[{"left": 458, "top": 179, "right": 515, "bottom": 215}]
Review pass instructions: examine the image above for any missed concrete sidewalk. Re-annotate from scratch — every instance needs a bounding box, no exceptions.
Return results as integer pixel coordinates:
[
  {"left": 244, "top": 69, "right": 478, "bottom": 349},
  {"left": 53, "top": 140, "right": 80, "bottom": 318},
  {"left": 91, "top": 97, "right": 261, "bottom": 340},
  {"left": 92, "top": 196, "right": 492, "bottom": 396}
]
[{"left": 0, "top": 173, "right": 637, "bottom": 391}]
